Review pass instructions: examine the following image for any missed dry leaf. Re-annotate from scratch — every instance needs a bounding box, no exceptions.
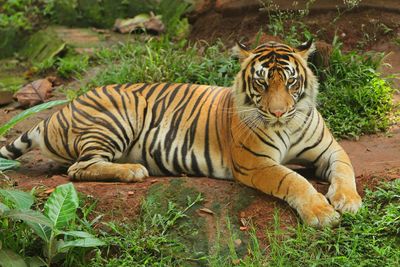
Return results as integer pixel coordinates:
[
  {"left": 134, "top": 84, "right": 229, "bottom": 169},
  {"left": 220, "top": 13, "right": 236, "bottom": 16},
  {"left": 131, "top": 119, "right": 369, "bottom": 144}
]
[
  {"left": 128, "top": 191, "right": 134, "bottom": 196},
  {"left": 239, "top": 226, "right": 248, "bottom": 231},
  {"left": 13, "top": 77, "right": 56, "bottom": 107},
  {"left": 199, "top": 208, "right": 214, "bottom": 215},
  {"left": 44, "top": 188, "right": 55, "bottom": 195}
]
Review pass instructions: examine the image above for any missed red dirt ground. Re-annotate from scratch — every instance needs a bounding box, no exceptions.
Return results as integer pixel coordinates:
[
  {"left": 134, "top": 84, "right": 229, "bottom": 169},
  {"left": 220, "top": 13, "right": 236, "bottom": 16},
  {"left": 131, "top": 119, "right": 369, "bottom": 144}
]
[{"left": 1, "top": 7, "right": 400, "bottom": 230}]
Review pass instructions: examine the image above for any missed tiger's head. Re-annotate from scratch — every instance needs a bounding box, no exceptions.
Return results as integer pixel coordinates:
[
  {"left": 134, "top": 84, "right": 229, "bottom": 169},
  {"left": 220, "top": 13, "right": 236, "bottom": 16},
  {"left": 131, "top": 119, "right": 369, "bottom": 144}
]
[{"left": 232, "top": 40, "right": 318, "bottom": 127}]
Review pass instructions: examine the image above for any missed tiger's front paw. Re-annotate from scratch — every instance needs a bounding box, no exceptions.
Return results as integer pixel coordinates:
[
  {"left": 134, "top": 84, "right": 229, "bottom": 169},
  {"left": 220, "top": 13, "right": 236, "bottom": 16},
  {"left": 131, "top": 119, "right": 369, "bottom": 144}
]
[
  {"left": 298, "top": 193, "right": 340, "bottom": 228},
  {"left": 118, "top": 164, "right": 149, "bottom": 182},
  {"left": 326, "top": 184, "right": 362, "bottom": 214}
]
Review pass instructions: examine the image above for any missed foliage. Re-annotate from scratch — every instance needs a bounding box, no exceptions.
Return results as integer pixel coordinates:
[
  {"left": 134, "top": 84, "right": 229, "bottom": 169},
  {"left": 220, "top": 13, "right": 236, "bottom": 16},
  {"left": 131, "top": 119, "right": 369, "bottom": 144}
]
[
  {"left": 261, "top": 0, "right": 315, "bottom": 46},
  {"left": 317, "top": 38, "right": 394, "bottom": 138},
  {"left": 91, "top": 38, "right": 239, "bottom": 88},
  {"left": 210, "top": 179, "right": 400, "bottom": 266},
  {"left": 0, "top": 183, "right": 104, "bottom": 267},
  {"left": 0, "top": 0, "right": 43, "bottom": 31},
  {"left": 88, "top": 193, "right": 203, "bottom": 266},
  {"left": 0, "top": 99, "right": 68, "bottom": 138}
]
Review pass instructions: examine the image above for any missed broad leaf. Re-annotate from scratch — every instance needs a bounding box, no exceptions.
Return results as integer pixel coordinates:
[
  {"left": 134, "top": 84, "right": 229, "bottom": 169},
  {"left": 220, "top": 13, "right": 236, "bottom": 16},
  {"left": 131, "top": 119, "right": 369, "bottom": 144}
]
[
  {"left": 26, "top": 222, "right": 52, "bottom": 242},
  {"left": 59, "top": 230, "right": 94, "bottom": 238},
  {"left": 0, "top": 189, "right": 34, "bottom": 210},
  {"left": 25, "top": 256, "right": 46, "bottom": 267},
  {"left": 0, "top": 249, "right": 27, "bottom": 267},
  {"left": 0, "top": 99, "right": 69, "bottom": 137},
  {"left": 0, "top": 158, "right": 20, "bottom": 171},
  {"left": 56, "top": 238, "right": 105, "bottom": 253},
  {"left": 0, "top": 203, "right": 10, "bottom": 215},
  {"left": 44, "top": 183, "right": 79, "bottom": 228},
  {"left": 4, "top": 209, "right": 53, "bottom": 227}
]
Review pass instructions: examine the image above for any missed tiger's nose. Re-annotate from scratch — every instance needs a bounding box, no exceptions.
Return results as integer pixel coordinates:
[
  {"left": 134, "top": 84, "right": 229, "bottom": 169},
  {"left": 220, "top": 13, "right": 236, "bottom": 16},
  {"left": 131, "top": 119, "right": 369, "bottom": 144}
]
[{"left": 270, "top": 109, "right": 285, "bottom": 118}]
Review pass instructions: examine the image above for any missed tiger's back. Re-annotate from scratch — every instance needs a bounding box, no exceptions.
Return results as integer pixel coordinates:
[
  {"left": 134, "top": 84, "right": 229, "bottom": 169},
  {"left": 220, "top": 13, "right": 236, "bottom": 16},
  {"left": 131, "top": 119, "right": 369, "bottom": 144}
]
[{"left": 28, "top": 83, "right": 235, "bottom": 179}]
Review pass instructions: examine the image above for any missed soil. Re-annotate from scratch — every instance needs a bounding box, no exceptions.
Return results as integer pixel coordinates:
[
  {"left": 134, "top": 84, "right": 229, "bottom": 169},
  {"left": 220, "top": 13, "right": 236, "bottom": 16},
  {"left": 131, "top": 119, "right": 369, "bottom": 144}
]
[{"left": 0, "top": 4, "right": 400, "bottom": 248}]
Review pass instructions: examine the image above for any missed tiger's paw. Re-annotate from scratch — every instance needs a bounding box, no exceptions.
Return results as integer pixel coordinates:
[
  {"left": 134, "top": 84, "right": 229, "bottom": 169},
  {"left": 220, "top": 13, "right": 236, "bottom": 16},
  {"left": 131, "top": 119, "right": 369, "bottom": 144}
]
[
  {"left": 326, "top": 185, "right": 362, "bottom": 214},
  {"left": 298, "top": 193, "right": 340, "bottom": 228},
  {"left": 118, "top": 164, "right": 149, "bottom": 183}
]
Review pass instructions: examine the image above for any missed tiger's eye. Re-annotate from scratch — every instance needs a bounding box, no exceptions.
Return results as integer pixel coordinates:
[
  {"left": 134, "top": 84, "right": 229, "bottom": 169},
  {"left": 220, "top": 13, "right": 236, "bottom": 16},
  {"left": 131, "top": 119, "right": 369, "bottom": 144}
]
[
  {"left": 253, "top": 78, "right": 267, "bottom": 91},
  {"left": 288, "top": 77, "right": 296, "bottom": 84}
]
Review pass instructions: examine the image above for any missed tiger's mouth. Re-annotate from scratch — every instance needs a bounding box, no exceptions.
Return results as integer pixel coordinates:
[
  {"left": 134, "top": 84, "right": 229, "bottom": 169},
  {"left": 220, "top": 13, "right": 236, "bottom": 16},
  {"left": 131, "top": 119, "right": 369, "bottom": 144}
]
[{"left": 257, "top": 109, "right": 295, "bottom": 127}]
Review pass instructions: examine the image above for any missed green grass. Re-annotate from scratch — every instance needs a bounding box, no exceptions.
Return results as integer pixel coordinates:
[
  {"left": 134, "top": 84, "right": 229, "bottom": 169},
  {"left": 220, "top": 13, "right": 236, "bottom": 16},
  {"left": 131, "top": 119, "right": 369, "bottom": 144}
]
[
  {"left": 88, "top": 189, "right": 204, "bottom": 266},
  {"left": 210, "top": 179, "right": 400, "bottom": 266},
  {"left": 317, "top": 39, "right": 394, "bottom": 138},
  {"left": 91, "top": 38, "right": 239, "bottom": 87}
]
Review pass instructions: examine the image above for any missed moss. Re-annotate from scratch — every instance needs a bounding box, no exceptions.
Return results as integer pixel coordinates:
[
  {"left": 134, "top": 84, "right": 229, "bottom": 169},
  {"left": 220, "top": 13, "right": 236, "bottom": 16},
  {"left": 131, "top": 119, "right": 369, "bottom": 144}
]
[{"left": 146, "top": 178, "right": 209, "bottom": 265}]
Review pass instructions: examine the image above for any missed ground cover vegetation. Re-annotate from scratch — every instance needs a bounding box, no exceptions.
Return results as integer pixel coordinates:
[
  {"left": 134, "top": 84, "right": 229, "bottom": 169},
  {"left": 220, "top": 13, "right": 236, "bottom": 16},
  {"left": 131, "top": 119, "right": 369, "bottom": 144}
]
[{"left": 0, "top": 0, "right": 398, "bottom": 266}]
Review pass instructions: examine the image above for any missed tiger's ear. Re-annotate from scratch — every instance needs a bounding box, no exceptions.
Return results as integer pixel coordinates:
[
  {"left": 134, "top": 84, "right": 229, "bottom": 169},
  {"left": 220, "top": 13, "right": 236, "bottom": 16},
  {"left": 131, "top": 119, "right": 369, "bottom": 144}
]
[
  {"left": 232, "top": 41, "right": 251, "bottom": 61},
  {"left": 295, "top": 39, "right": 315, "bottom": 60}
]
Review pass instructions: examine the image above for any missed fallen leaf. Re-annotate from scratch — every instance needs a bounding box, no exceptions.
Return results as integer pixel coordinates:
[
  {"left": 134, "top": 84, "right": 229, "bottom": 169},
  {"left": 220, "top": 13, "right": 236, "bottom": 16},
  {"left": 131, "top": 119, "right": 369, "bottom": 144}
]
[
  {"left": 150, "top": 179, "right": 158, "bottom": 184},
  {"left": 128, "top": 191, "right": 134, "bottom": 196},
  {"left": 14, "top": 77, "right": 56, "bottom": 107},
  {"left": 113, "top": 12, "right": 165, "bottom": 34},
  {"left": 44, "top": 188, "right": 55, "bottom": 195},
  {"left": 199, "top": 208, "right": 214, "bottom": 215},
  {"left": 239, "top": 226, "right": 248, "bottom": 231}
]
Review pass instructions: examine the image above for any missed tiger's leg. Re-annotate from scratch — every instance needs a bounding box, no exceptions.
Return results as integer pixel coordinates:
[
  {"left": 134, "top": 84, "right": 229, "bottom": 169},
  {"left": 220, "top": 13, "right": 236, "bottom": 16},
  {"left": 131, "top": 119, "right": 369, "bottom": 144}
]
[
  {"left": 315, "top": 142, "right": 362, "bottom": 213},
  {"left": 234, "top": 162, "right": 340, "bottom": 227},
  {"left": 68, "top": 158, "right": 149, "bottom": 182},
  {"left": 67, "top": 146, "right": 149, "bottom": 182}
]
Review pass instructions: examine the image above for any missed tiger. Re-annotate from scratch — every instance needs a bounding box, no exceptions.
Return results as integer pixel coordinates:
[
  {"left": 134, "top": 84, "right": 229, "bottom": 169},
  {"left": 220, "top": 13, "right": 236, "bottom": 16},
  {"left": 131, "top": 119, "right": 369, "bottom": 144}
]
[{"left": 0, "top": 40, "right": 362, "bottom": 227}]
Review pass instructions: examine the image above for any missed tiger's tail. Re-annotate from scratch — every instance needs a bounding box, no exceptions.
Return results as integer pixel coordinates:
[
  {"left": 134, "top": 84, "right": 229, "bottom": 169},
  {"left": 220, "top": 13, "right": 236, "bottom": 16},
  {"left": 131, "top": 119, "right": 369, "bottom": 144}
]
[{"left": 0, "top": 121, "right": 44, "bottom": 160}]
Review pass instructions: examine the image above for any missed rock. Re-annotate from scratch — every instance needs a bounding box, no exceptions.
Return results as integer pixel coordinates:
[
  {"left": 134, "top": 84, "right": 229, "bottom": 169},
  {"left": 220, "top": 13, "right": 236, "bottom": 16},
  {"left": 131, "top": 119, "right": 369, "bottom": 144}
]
[{"left": 20, "top": 28, "right": 66, "bottom": 65}]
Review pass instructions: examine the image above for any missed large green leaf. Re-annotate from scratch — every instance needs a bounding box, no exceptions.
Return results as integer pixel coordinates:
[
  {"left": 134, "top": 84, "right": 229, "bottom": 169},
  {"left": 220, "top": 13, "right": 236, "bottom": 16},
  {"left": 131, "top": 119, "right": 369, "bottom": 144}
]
[
  {"left": 0, "top": 99, "right": 69, "bottom": 137},
  {"left": 4, "top": 209, "right": 53, "bottom": 227},
  {"left": 0, "top": 203, "right": 10, "bottom": 215},
  {"left": 56, "top": 238, "right": 105, "bottom": 253},
  {"left": 59, "top": 230, "right": 95, "bottom": 238},
  {"left": 44, "top": 183, "right": 79, "bottom": 229},
  {"left": 0, "top": 249, "right": 27, "bottom": 267},
  {"left": 0, "top": 158, "right": 20, "bottom": 171},
  {"left": 26, "top": 222, "right": 52, "bottom": 242},
  {"left": 0, "top": 189, "right": 34, "bottom": 209}
]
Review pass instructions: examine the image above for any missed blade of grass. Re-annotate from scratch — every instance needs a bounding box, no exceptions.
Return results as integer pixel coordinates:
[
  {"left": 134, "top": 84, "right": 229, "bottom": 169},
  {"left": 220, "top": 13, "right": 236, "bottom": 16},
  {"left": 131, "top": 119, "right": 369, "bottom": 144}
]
[{"left": 0, "top": 99, "right": 69, "bottom": 137}]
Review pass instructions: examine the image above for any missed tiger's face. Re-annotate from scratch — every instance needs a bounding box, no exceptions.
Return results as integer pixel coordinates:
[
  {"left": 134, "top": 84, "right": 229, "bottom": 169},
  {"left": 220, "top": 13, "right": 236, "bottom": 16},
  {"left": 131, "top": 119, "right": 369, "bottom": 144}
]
[{"left": 233, "top": 40, "right": 318, "bottom": 127}]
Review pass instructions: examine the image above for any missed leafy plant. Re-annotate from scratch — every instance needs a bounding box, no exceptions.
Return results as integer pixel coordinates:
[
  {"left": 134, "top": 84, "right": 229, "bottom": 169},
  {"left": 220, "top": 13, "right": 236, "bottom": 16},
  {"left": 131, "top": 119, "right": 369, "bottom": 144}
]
[
  {"left": 317, "top": 38, "right": 394, "bottom": 138},
  {"left": 89, "top": 193, "right": 203, "bottom": 266},
  {"left": 0, "top": 183, "right": 104, "bottom": 267},
  {"left": 261, "top": 0, "right": 315, "bottom": 46}
]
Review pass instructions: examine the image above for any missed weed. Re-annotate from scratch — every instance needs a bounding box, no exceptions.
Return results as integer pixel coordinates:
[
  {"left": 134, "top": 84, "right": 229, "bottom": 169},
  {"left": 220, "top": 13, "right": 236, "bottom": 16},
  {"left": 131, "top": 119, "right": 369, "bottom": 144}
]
[
  {"left": 0, "top": 183, "right": 104, "bottom": 266},
  {"left": 260, "top": 0, "right": 315, "bottom": 46},
  {"left": 317, "top": 37, "right": 394, "bottom": 138},
  {"left": 209, "top": 179, "right": 400, "bottom": 266},
  {"left": 33, "top": 52, "right": 90, "bottom": 79},
  {"left": 89, "top": 192, "right": 203, "bottom": 266},
  {"left": 91, "top": 37, "right": 239, "bottom": 88}
]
